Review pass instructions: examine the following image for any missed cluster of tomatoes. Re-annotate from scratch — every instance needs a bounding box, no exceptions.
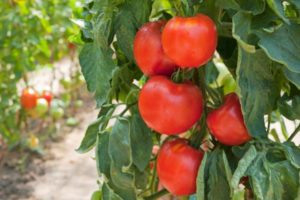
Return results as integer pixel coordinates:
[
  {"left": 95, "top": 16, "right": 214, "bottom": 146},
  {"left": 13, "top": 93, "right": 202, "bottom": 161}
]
[
  {"left": 20, "top": 87, "right": 64, "bottom": 120},
  {"left": 133, "top": 14, "right": 251, "bottom": 196}
]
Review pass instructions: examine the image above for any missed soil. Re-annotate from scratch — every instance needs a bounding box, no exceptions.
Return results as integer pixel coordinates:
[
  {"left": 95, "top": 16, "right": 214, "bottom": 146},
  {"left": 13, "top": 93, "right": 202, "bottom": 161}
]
[{"left": 0, "top": 98, "right": 99, "bottom": 200}]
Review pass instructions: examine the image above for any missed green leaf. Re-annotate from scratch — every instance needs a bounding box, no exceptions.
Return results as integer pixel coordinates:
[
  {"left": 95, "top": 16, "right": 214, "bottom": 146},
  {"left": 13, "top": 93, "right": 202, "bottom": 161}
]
[
  {"left": 257, "top": 24, "right": 300, "bottom": 74},
  {"left": 278, "top": 95, "right": 300, "bottom": 120},
  {"left": 115, "top": 0, "right": 152, "bottom": 61},
  {"left": 232, "top": 12, "right": 256, "bottom": 53},
  {"left": 248, "top": 152, "right": 299, "bottom": 200},
  {"left": 207, "top": 149, "right": 232, "bottom": 200},
  {"left": 283, "top": 68, "right": 300, "bottom": 89},
  {"left": 102, "top": 183, "right": 123, "bottom": 200},
  {"left": 266, "top": 0, "right": 290, "bottom": 24},
  {"left": 237, "top": 48, "right": 281, "bottom": 138},
  {"left": 91, "top": 190, "right": 102, "bottom": 200},
  {"left": 236, "top": 0, "right": 266, "bottom": 15},
  {"left": 231, "top": 145, "right": 257, "bottom": 188},
  {"left": 76, "top": 118, "right": 102, "bottom": 153},
  {"left": 197, "top": 149, "right": 232, "bottom": 200},
  {"left": 196, "top": 153, "right": 208, "bottom": 200},
  {"left": 79, "top": 43, "right": 117, "bottom": 106},
  {"left": 283, "top": 142, "right": 300, "bottom": 169},
  {"left": 130, "top": 114, "right": 153, "bottom": 172},
  {"left": 96, "top": 132, "right": 111, "bottom": 179},
  {"left": 109, "top": 118, "right": 134, "bottom": 189}
]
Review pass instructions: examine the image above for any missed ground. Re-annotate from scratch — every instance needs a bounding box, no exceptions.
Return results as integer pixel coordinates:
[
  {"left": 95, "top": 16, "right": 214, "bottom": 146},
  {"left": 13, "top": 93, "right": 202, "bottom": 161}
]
[{"left": 0, "top": 98, "right": 99, "bottom": 200}]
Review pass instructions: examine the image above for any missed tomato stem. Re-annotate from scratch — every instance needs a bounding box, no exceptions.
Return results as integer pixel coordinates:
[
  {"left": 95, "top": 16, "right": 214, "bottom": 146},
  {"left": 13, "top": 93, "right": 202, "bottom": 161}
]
[
  {"left": 144, "top": 189, "right": 169, "bottom": 200},
  {"left": 287, "top": 124, "right": 300, "bottom": 142}
]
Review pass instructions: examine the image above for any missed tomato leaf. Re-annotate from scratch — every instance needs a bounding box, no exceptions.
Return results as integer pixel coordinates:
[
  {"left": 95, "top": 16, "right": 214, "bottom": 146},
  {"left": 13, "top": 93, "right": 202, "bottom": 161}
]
[
  {"left": 257, "top": 24, "right": 300, "bottom": 74},
  {"left": 283, "top": 68, "right": 300, "bottom": 89},
  {"left": 197, "top": 149, "right": 232, "bottom": 200},
  {"left": 96, "top": 132, "right": 111, "bottom": 179},
  {"left": 231, "top": 145, "right": 257, "bottom": 189},
  {"left": 76, "top": 118, "right": 102, "bottom": 154},
  {"left": 79, "top": 43, "right": 117, "bottom": 106},
  {"left": 115, "top": 0, "right": 152, "bottom": 61},
  {"left": 266, "top": 0, "right": 290, "bottom": 24},
  {"left": 237, "top": 48, "right": 281, "bottom": 138},
  {"left": 232, "top": 11, "right": 256, "bottom": 53},
  {"left": 130, "top": 114, "right": 153, "bottom": 172},
  {"left": 102, "top": 183, "right": 123, "bottom": 200}
]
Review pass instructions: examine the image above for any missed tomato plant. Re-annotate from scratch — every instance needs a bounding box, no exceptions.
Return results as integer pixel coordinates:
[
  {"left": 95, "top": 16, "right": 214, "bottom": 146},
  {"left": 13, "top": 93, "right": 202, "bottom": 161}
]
[
  {"left": 77, "top": 0, "right": 300, "bottom": 199},
  {"left": 0, "top": 0, "right": 83, "bottom": 147}
]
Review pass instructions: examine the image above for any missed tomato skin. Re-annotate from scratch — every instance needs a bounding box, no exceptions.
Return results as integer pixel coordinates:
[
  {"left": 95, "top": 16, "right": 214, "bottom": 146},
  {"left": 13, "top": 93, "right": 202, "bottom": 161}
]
[
  {"left": 134, "top": 21, "right": 177, "bottom": 76},
  {"left": 138, "top": 76, "right": 203, "bottom": 135},
  {"left": 41, "top": 90, "right": 53, "bottom": 105},
  {"left": 157, "top": 138, "right": 204, "bottom": 196},
  {"left": 20, "top": 88, "right": 38, "bottom": 109},
  {"left": 206, "top": 93, "right": 251, "bottom": 146},
  {"left": 162, "top": 14, "right": 217, "bottom": 68}
]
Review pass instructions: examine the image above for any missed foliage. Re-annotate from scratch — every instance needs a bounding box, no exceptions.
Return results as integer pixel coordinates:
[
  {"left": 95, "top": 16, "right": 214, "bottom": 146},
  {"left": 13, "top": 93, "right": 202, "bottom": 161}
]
[
  {"left": 0, "top": 0, "right": 83, "bottom": 147},
  {"left": 78, "top": 0, "right": 300, "bottom": 199}
]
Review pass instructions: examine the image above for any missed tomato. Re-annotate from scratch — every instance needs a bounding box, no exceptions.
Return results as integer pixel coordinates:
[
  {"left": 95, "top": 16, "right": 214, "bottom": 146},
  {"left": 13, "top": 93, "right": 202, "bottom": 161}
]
[
  {"left": 157, "top": 138, "right": 204, "bottom": 196},
  {"left": 206, "top": 93, "right": 251, "bottom": 146},
  {"left": 138, "top": 76, "right": 203, "bottom": 135},
  {"left": 162, "top": 14, "right": 217, "bottom": 68},
  {"left": 20, "top": 88, "right": 38, "bottom": 109},
  {"left": 68, "top": 42, "right": 76, "bottom": 50},
  {"left": 133, "top": 21, "right": 177, "bottom": 76},
  {"left": 50, "top": 107, "right": 64, "bottom": 120},
  {"left": 41, "top": 90, "right": 53, "bottom": 105},
  {"left": 35, "top": 98, "right": 49, "bottom": 116}
]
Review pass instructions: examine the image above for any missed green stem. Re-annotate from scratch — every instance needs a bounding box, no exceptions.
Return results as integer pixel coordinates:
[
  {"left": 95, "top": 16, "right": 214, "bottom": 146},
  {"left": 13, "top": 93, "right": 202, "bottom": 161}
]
[
  {"left": 144, "top": 189, "right": 169, "bottom": 200},
  {"left": 119, "top": 102, "right": 137, "bottom": 116},
  {"left": 287, "top": 124, "right": 300, "bottom": 142},
  {"left": 266, "top": 113, "right": 271, "bottom": 134}
]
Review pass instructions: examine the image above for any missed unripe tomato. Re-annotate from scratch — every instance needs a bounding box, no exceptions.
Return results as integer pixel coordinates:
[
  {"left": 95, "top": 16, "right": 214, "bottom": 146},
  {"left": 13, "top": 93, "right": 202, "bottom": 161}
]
[
  {"left": 207, "top": 93, "right": 251, "bottom": 146},
  {"left": 138, "top": 76, "right": 203, "bottom": 135},
  {"left": 41, "top": 90, "right": 53, "bottom": 105},
  {"left": 35, "top": 98, "right": 49, "bottom": 116},
  {"left": 162, "top": 14, "right": 217, "bottom": 68},
  {"left": 50, "top": 107, "right": 64, "bottom": 120},
  {"left": 157, "top": 138, "right": 204, "bottom": 196},
  {"left": 134, "top": 21, "right": 177, "bottom": 76},
  {"left": 20, "top": 88, "right": 38, "bottom": 109}
]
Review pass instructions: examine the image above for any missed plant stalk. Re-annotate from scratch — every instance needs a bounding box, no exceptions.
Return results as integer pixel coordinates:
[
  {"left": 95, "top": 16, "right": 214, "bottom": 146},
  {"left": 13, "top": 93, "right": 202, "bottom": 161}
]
[{"left": 287, "top": 124, "right": 300, "bottom": 142}]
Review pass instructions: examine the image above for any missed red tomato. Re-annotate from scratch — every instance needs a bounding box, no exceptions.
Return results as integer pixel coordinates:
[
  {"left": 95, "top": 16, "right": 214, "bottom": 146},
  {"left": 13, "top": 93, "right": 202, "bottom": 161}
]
[
  {"left": 133, "top": 21, "right": 177, "bottom": 76},
  {"left": 138, "top": 76, "right": 203, "bottom": 135},
  {"left": 41, "top": 90, "right": 53, "bottom": 105},
  {"left": 68, "top": 43, "right": 76, "bottom": 50},
  {"left": 20, "top": 88, "right": 38, "bottom": 109},
  {"left": 206, "top": 93, "right": 251, "bottom": 146},
  {"left": 162, "top": 14, "right": 217, "bottom": 68},
  {"left": 157, "top": 138, "right": 204, "bottom": 196}
]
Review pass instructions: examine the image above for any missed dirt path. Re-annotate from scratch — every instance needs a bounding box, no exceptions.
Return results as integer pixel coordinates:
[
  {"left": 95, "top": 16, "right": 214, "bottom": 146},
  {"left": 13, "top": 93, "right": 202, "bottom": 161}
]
[{"left": 26, "top": 108, "right": 99, "bottom": 200}]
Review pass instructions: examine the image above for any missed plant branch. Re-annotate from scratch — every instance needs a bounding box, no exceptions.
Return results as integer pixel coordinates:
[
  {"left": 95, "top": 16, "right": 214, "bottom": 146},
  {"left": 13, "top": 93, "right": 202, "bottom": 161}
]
[
  {"left": 287, "top": 124, "right": 300, "bottom": 142},
  {"left": 144, "top": 189, "right": 169, "bottom": 200}
]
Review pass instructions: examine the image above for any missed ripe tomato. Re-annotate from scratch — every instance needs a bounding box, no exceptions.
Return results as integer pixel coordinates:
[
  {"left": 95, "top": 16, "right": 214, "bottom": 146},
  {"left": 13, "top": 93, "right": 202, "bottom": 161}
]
[
  {"left": 162, "top": 14, "right": 217, "bottom": 68},
  {"left": 41, "top": 90, "right": 53, "bottom": 105},
  {"left": 206, "top": 93, "right": 251, "bottom": 146},
  {"left": 157, "top": 138, "right": 204, "bottom": 196},
  {"left": 138, "top": 76, "right": 203, "bottom": 135},
  {"left": 133, "top": 21, "right": 177, "bottom": 76},
  {"left": 20, "top": 88, "right": 38, "bottom": 109}
]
